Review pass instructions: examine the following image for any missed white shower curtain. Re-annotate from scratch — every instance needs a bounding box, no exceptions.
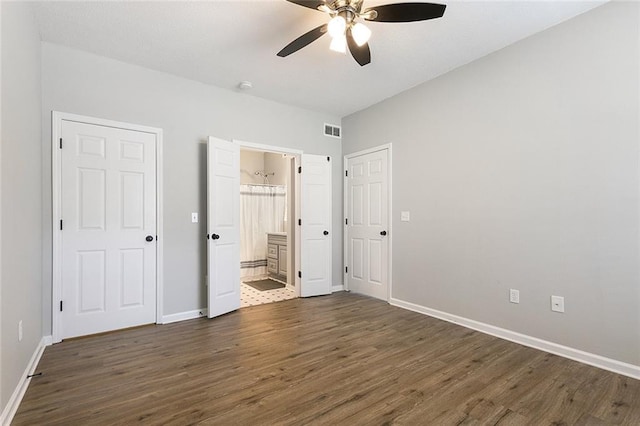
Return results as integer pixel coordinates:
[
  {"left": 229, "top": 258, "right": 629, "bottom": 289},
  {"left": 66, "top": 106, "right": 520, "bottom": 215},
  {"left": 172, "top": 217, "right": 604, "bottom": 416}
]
[{"left": 240, "top": 184, "right": 287, "bottom": 279}]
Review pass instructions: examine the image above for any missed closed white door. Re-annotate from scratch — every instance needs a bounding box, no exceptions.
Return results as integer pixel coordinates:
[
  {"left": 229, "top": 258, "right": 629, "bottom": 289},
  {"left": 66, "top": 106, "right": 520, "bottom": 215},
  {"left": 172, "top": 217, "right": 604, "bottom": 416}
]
[
  {"left": 346, "top": 149, "right": 389, "bottom": 300},
  {"left": 207, "top": 137, "right": 241, "bottom": 317},
  {"left": 301, "top": 154, "right": 332, "bottom": 297},
  {"left": 61, "top": 120, "right": 157, "bottom": 339}
]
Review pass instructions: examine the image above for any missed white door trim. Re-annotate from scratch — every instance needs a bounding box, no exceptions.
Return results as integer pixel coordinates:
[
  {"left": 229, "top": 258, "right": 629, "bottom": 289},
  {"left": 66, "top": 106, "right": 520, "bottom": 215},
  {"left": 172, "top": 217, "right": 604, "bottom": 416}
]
[
  {"left": 343, "top": 143, "right": 393, "bottom": 301},
  {"left": 51, "top": 111, "right": 163, "bottom": 343},
  {"left": 234, "top": 139, "right": 303, "bottom": 156},
  {"left": 233, "top": 139, "right": 303, "bottom": 295}
]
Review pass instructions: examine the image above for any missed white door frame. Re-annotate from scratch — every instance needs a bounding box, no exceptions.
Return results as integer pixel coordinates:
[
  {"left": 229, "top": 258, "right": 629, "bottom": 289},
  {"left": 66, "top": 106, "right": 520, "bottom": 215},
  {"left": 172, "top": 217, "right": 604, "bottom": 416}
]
[
  {"left": 343, "top": 143, "right": 393, "bottom": 301},
  {"left": 51, "top": 111, "right": 163, "bottom": 343},
  {"left": 234, "top": 139, "right": 303, "bottom": 296}
]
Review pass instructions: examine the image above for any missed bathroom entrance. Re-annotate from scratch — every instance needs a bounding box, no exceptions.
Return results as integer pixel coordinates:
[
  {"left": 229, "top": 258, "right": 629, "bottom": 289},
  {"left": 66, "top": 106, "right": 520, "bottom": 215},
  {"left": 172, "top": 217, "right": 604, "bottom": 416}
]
[
  {"left": 239, "top": 147, "right": 297, "bottom": 307},
  {"left": 207, "top": 136, "right": 332, "bottom": 319}
]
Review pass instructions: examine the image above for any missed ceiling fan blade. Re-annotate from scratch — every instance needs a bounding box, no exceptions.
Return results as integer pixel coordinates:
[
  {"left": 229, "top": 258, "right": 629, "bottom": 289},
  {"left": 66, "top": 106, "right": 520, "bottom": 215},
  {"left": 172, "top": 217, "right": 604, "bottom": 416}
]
[
  {"left": 285, "top": 0, "right": 326, "bottom": 11},
  {"left": 277, "top": 24, "right": 328, "bottom": 57},
  {"left": 346, "top": 27, "right": 371, "bottom": 66},
  {"left": 364, "top": 2, "right": 446, "bottom": 23}
]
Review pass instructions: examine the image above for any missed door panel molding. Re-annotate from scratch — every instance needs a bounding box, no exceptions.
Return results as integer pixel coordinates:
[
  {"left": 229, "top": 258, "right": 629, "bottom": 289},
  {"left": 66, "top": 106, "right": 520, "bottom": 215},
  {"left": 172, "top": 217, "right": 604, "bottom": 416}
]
[
  {"left": 52, "top": 111, "right": 163, "bottom": 343},
  {"left": 344, "top": 144, "right": 392, "bottom": 301}
]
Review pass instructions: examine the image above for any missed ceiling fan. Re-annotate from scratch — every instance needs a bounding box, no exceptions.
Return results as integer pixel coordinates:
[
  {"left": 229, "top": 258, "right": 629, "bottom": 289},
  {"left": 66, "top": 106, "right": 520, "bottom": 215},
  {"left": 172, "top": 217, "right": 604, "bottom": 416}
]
[{"left": 277, "top": 0, "right": 446, "bottom": 66}]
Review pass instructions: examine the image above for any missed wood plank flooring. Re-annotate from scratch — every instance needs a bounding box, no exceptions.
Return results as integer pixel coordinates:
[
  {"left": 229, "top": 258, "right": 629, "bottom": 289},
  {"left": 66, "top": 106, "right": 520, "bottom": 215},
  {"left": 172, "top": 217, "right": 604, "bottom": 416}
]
[{"left": 13, "top": 292, "right": 640, "bottom": 425}]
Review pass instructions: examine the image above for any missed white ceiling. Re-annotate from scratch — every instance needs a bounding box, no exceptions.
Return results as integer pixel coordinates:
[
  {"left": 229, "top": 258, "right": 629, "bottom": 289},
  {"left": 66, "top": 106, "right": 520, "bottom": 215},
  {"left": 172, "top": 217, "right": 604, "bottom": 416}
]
[{"left": 32, "top": 0, "right": 606, "bottom": 117}]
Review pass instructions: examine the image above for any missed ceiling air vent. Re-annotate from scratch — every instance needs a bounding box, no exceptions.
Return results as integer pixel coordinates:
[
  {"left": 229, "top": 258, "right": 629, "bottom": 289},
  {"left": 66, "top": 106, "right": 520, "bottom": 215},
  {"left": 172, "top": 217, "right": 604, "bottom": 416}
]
[{"left": 324, "top": 123, "right": 341, "bottom": 139}]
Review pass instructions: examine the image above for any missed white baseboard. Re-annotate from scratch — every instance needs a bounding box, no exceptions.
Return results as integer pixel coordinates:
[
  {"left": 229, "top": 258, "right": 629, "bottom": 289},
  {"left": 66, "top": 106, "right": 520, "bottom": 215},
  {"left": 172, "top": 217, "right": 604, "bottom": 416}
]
[
  {"left": 161, "top": 309, "right": 207, "bottom": 324},
  {"left": 390, "top": 297, "right": 640, "bottom": 380},
  {"left": 332, "top": 284, "right": 345, "bottom": 292},
  {"left": 1, "top": 336, "right": 51, "bottom": 426}
]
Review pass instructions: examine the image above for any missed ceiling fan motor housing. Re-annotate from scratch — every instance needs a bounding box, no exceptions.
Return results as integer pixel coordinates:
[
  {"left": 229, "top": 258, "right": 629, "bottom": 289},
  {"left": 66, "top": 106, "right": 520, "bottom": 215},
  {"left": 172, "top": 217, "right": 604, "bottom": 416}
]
[{"left": 327, "top": 0, "right": 377, "bottom": 22}]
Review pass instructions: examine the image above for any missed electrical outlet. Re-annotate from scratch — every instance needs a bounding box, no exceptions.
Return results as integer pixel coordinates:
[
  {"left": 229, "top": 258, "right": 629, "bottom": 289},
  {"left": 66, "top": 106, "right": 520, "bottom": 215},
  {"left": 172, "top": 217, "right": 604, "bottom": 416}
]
[
  {"left": 191, "top": 212, "right": 198, "bottom": 223},
  {"left": 18, "top": 320, "right": 23, "bottom": 342},
  {"left": 401, "top": 211, "right": 410, "bottom": 222},
  {"left": 551, "top": 295, "right": 565, "bottom": 313},
  {"left": 509, "top": 289, "right": 520, "bottom": 304}
]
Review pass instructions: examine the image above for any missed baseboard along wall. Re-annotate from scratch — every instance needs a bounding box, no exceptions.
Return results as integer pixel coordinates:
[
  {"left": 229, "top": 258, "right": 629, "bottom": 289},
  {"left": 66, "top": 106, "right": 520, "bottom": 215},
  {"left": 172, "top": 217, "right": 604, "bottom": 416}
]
[
  {"left": 390, "top": 297, "right": 640, "bottom": 380},
  {"left": 1, "top": 336, "right": 51, "bottom": 426}
]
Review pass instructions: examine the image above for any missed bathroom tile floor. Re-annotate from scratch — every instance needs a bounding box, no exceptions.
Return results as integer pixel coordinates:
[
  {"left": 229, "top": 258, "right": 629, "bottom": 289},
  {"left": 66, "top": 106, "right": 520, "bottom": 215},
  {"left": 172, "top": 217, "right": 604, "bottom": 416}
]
[{"left": 240, "top": 280, "right": 296, "bottom": 308}]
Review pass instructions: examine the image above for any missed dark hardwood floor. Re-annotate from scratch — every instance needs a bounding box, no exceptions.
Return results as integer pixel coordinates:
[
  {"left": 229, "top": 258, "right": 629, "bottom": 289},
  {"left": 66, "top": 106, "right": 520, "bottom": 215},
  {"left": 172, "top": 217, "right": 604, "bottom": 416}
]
[{"left": 14, "top": 292, "right": 640, "bottom": 425}]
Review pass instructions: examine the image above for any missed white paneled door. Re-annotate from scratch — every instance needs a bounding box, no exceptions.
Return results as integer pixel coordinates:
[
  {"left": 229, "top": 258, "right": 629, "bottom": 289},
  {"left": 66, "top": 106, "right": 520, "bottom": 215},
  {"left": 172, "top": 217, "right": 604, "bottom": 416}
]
[
  {"left": 301, "top": 155, "right": 332, "bottom": 297},
  {"left": 346, "top": 148, "right": 389, "bottom": 300},
  {"left": 60, "top": 120, "right": 157, "bottom": 339},
  {"left": 207, "top": 137, "right": 240, "bottom": 317}
]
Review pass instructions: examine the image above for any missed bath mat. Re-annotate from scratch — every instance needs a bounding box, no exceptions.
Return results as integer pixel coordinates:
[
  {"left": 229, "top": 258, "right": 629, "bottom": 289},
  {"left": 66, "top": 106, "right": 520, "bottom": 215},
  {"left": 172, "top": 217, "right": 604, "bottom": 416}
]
[{"left": 245, "top": 279, "right": 285, "bottom": 291}]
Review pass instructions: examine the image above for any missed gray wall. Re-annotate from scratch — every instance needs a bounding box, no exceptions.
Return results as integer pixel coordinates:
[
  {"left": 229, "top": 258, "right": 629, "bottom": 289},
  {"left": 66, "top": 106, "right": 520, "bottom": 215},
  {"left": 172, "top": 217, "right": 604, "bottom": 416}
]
[
  {"left": 40, "top": 43, "right": 343, "bottom": 332},
  {"left": 240, "top": 150, "right": 264, "bottom": 185},
  {"left": 342, "top": 2, "right": 640, "bottom": 365},
  {"left": 239, "top": 150, "right": 289, "bottom": 186},
  {"left": 264, "top": 152, "right": 289, "bottom": 186},
  {"left": 1, "top": 2, "right": 43, "bottom": 410}
]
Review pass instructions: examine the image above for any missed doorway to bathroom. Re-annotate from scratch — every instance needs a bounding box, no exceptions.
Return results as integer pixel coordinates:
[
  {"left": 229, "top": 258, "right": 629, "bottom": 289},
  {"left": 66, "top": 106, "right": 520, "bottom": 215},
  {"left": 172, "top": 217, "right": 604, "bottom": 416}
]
[
  {"left": 239, "top": 147, "right": 297, "bottom": 307},
  {"left": 207, "top": 136, "right": 332, "bottom": 319}
]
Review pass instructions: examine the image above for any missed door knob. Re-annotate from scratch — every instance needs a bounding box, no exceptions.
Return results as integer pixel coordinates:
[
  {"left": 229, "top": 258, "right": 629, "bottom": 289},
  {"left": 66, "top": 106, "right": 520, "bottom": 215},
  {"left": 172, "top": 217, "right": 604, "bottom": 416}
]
[
  {"left": 323, "top": 230, "right": 329, "bottom": 235},
  {"left": 211, "top": 233, "right": 220, "bottom": 240},
  {"left": 380, "top": 231, "right": 387, "bottom": 236},
  {"left": 145, "top": 235, "right": 154, "bottom": 242}
]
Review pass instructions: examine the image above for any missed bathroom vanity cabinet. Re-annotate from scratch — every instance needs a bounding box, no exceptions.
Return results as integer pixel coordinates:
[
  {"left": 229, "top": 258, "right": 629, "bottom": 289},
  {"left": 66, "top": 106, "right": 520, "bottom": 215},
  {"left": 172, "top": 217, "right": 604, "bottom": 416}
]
[{"left": 267, "top": 233, "right": 287, "bottom": 283}]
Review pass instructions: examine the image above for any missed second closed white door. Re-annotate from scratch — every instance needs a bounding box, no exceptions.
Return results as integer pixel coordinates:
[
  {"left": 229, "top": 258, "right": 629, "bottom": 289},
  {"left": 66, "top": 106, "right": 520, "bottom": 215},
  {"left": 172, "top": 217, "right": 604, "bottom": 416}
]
[{"left": 345, "top": 148, "right": 389, "bottom": 301}]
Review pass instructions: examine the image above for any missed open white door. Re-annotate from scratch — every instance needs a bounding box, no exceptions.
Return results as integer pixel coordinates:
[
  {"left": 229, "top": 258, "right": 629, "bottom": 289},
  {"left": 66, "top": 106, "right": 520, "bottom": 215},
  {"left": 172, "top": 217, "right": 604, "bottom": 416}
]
[
  {"left": 207, "top": 137, "right": 240, "bottom": 318},
  {"left": 300, "top": 154, "right": 332, "bottom": 297}
]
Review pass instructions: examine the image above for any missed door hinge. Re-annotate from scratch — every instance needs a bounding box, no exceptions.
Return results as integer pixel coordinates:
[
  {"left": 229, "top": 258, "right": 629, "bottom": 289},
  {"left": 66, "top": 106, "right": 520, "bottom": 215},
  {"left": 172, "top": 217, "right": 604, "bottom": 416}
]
[
  {"left": 345, "top": 266, "right": 348, "bottom": 274},
  {"left": 60, "top": 220, "right": 63, "bottom": 230},
  {"left": 298, "top": 219, "right": 301, "bottom": 226},
  {"left": 59, "top": 300, "right": 63, "bottom": 312},
  {"left": 59, "top": 138, "right": 63, "bottom": 149},
  {"left": 327, "top": 156, "right": 330, "bottom": 162},
  {"left": 298, "top": 271, "right": 302, "bottom": 278},
  {"left": 345, "top": 218, "right": 348, "bottom": 225},
  {"left": 298, "top": 166, "right": 302, "bottom": 174},
  {"left": 345, "top": 170, "right": 348, "bottom": 177}
]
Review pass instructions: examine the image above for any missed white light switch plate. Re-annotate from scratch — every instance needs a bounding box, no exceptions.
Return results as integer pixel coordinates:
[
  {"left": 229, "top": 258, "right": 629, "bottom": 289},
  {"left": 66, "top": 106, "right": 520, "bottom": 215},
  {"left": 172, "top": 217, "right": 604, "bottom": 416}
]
[
  {"left": 401, "top": 211, "right": 410, "bottom": 222},
  {"left": 191, "top": 212, "right": 198, "bottom": 223}
]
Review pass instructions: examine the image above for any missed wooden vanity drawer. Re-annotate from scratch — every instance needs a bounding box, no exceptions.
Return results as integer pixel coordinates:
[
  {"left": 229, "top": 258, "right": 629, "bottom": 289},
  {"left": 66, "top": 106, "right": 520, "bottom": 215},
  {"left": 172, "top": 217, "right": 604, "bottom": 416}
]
[
  {"left": 267, "top": 244, "right": 278, "bottom": 259},
  {"left": 267, "top": 258, "right": 278, "bottom": 273}
]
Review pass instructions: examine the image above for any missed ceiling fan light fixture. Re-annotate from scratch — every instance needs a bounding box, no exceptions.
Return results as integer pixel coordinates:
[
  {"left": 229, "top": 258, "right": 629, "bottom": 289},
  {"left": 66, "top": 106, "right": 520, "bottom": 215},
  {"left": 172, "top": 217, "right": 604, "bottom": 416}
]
[
  {"left": 329, "top": 35, "right": 347, "bottom": 53},
  {"left": 328, "top": 15, "right": 346, "bottom": 38},
  {"left": 351, "top": 22, "right": 371, "bottom": 46},
  {"left": 279, "top": 0, "right": 447, "bottom": 66}
]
